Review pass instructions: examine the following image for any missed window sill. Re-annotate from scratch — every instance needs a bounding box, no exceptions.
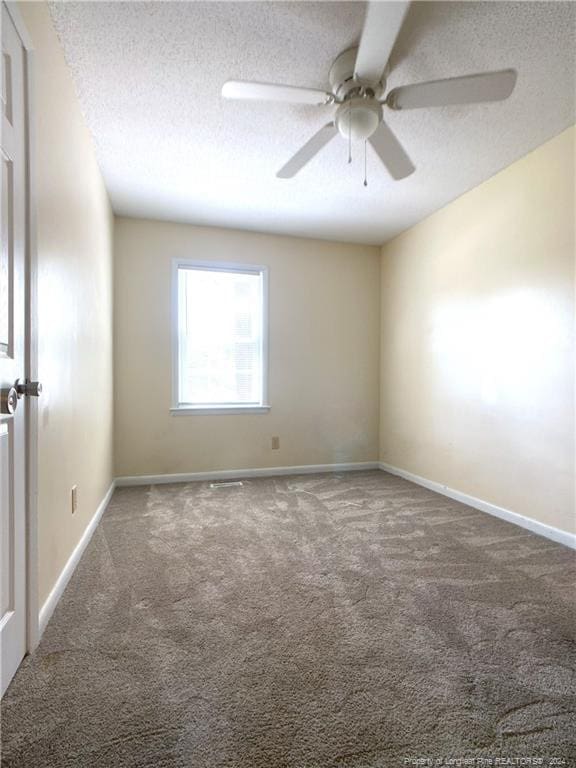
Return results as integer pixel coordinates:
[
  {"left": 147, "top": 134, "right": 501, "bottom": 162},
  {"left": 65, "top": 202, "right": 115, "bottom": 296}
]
[{"left": 170, "top": 405, "right": 271, "bottom": 416}]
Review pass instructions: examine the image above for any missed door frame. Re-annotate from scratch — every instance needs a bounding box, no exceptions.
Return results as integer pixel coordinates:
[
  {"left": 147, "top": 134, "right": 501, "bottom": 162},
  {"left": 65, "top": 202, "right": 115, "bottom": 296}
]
[{"left": 4, "top": 1, "right": 39, "bottom": 653}]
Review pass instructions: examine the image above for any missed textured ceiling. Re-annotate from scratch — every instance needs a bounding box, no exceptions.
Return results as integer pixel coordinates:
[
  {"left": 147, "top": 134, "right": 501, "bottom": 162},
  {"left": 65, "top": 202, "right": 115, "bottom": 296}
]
[{"left": 49, "top": 1, "right": 576, "bottom": 245}]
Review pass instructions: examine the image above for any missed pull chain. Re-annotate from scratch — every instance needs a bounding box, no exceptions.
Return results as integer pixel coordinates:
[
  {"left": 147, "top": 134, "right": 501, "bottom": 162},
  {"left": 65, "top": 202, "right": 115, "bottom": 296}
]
[
  {"left": 348, "top": 109, "right": 352, "bottom": 164},
  {"left": 363, "top": 140, "right": 368, "bottom": 187}
]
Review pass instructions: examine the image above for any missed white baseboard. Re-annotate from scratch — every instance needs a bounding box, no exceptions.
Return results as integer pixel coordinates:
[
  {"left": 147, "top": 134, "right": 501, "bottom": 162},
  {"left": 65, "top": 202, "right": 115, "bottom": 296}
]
[
  {"left": 38, "top": 481, "right": 116, "bottom": 638},
  {"left": 379, "top": 462, "right": 576, "bottom": 550},
  {"left": 115, "top": 462, "right": 379, "bottom": 487}
]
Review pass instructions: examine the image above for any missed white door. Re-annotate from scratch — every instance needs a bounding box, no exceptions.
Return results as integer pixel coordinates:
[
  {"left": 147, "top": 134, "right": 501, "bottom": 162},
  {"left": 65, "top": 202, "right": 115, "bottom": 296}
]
[{"left": 0, "top": 3, "right": 28, "bottom": 698}]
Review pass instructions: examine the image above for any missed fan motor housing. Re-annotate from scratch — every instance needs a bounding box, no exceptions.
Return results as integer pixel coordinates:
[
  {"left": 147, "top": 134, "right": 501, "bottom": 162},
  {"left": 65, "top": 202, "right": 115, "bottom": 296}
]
[
  {"left": 335, "top": 98, "right": 382, "bottom": 142},
  {"left": 329, "top": 47, "right": 385, "bottom": 101}
]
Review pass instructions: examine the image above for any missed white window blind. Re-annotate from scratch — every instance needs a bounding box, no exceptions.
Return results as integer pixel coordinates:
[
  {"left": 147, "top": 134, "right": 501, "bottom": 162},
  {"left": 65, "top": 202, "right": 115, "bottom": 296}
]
[{"left": 176, "top": 264, "right": 266, "bottom": 408}]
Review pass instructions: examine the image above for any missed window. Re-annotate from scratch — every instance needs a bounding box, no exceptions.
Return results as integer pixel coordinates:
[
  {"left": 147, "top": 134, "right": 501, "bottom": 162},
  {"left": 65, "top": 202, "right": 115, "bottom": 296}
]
[{"left": 172, "top": 261, "right": 268, "bottom": 413}]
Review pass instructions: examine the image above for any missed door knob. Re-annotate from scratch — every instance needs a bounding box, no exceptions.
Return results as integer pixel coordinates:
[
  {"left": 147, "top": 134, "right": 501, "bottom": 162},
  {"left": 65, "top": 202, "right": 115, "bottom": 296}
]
[
  {"left": 15, "top": 379, "right": 42, "bottom": 398},
  {"left": 1, "top": 387, "right": 18, "bottom": 415}
]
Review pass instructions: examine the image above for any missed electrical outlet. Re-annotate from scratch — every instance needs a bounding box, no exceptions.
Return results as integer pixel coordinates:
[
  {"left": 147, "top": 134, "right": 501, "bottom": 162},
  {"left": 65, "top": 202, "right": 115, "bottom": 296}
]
[
  {"left": 71, "top": 485, "right": 78, "bottom": 514},
  {"left": 271, "top": 436, "right": 280, "bottom": 450}
]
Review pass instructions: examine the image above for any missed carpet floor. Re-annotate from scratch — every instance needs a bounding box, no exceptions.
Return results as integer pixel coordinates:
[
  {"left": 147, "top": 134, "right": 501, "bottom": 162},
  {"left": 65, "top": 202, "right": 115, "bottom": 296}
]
[{"left": 1, "top": 470, "right": 575, "bottom": 767}]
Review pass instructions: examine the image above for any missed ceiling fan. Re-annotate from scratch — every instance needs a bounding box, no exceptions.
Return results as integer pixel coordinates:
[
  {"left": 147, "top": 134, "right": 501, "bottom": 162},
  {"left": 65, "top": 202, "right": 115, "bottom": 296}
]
[{"left": 221, "top": 1, "right": 517, "bottom": 181}]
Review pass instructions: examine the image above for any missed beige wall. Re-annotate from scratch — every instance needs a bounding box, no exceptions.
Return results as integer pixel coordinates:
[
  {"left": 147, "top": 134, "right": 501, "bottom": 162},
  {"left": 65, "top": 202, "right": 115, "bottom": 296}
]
[
  {"left": 114, "top": 218, "right": 380, "bottom": 477},
  {"left": 20, "top": 2, "right": 114, "bottom": 606},
  {"left": 380, "top": 126, "right": 575, "bottom": 534}
]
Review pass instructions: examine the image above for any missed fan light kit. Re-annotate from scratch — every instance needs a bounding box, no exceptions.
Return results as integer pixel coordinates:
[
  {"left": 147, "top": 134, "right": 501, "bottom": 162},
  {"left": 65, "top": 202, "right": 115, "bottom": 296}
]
[{"left": 222, "top": 2, "right": 517, "bottom": 184}]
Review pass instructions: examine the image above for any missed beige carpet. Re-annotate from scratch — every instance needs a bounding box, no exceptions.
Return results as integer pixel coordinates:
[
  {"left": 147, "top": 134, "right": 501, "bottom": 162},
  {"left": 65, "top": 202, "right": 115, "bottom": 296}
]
[{"left": 1, "top": 470, "right": 575, "bottom": 767}]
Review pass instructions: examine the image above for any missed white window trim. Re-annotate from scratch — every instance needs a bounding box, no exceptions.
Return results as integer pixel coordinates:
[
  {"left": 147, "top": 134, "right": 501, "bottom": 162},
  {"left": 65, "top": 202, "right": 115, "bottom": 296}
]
[{"left": 171, "top": 259, "right": 270, "bottom": 415}]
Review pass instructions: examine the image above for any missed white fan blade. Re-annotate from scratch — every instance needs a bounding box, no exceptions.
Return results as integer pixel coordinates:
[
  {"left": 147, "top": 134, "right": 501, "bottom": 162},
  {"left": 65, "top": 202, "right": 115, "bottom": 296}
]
[
  {"left": 387, "top": 69, "right": 517, "bottom": 110},
  {"left": 222, "top": 80, "right": 332, "bottom": 106},
  {"left": 354, "top": 1, "right": 411, "bottom": 84},
  {"left": 277, "top": 123, "right": 338, "bottom": 178},
  {"left": 369, "top": 121, "right": 415, "bottom": 180}
]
